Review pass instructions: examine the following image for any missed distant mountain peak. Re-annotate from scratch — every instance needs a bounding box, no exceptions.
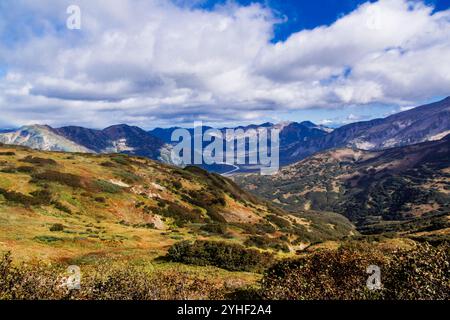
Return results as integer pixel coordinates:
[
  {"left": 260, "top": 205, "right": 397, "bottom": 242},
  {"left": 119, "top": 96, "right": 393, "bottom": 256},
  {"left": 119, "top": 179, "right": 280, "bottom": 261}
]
[
  {"left": 299, "top": 121, "right": 316, "bottom": 127},
  {"left": 0, "top": 124, "right": 93, "bottom": 153},
  {"left": 23, "top": 124, "right": 53, "bottom": 131}
]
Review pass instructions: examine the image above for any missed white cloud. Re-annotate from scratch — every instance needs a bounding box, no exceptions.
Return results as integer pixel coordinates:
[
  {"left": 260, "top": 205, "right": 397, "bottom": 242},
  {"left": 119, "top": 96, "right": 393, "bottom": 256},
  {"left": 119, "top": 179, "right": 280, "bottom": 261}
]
[
  {"left": 0, "top": 0, "right": 449, "bottom": 128},
  {"left": 319, "top": 119, "right": 333, "bottom": 125}
]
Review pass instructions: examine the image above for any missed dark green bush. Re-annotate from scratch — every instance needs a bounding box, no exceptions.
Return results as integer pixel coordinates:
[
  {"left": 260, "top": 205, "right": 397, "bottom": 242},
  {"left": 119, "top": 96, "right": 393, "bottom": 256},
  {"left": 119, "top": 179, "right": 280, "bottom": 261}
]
[
  {"left": 0, "top": 188, "right": 36, "bottom": 206},
  {"left": 21, "top": 156, "right": 57, "bottom": 166},
  {"left": 16, "top": 166, "right": 36, "bottom": 173},
  {"left": 266, "top": 215, "right": 291, "bottom": 229},
  {"left": 30, "top": 190, "right": 53, "bottom": 205},
  {"left": 95, "top": 197, "right": 106, "bottom": 203},
  {"left": 167, "top": 240, "right": 274, "bottom": 272},
  {"left": 154, "top": 201, "right": 204, "bottom": 226},
  {"left": 172, "top": 180, "right": 183, "bottom": 190},
  {"left": 0, "top": 188, "right": 52, "bottom": 207},
  {"left": 32, "top": 171, "right": 84, "bottom": 189},
  {"left": 34, "top": 236, "right": 63, "bottom": 243},
  {"left": 244, "top": 236, "right": 290, "bottom": 253},
  {"left": 50, "top": 224, "right": 64, "bottom": 232},
  {"left": 0, "top": 167, "right": 16, "bottom": 173},
  {"left": 255, "top": 223, "right": 277, "bottom": 234},
  {"left": 52, "top": 201, "right": 72, "bottom": 214},
  {"left": 100, "top": 161, "right": 117, "bottom": 168},
  {"left": 200, "top": 223, "right": 227, "bottom": 235},
  {"left": 206, "top": 207, "right": 227, "bottom": 223}
]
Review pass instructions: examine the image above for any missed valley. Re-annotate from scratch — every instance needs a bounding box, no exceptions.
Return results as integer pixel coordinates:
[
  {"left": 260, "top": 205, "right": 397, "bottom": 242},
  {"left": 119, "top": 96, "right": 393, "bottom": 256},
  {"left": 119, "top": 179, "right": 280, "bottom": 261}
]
[
  {"left": 0, "top": 143, "right": 357, "bottom": 263},
  {"left": 234, "top": 134, "right": 450, "bottom": 239},
  {"left": 0, "top": 98, "right": 449, "bottom": 300}
]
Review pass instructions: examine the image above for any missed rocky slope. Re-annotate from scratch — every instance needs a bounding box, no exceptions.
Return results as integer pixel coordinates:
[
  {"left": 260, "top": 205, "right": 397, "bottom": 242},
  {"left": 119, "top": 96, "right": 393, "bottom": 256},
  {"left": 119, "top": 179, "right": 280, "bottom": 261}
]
[{"left": 0, "top": 125, "right": 93, "bottom": 153}]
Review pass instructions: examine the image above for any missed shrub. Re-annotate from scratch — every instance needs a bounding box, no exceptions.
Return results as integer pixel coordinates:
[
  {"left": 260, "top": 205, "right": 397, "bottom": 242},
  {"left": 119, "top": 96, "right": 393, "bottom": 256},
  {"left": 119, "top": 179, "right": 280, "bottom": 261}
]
[
  {"left": 135, "top": 223, "right": 156, "bottom": 229},
  {"left": 255, "top": 223, "right": 277, "bottom": 235},
  {"left": 52, "top": 201, "right": 72, "bottom": 214},
  {"left": 0, "top": 152, "right": 15, "bottom": 156},
  {"left": 50, "top": 224, "right": 64, "bottom": 232},
  {"left": 244, "top": 236, "right": 290, "bottom": 253},
  {"left": 200, "top": 223, "right": 227, "bottom": 235},
  {"left": 260, "top": 242, "right": 449, "bottom": 300},
  {"left": 34, "top": 236, "right": 63, "bottom": 243},
  {"left": 382, "top": 243, "right": 449, "bottom": 300},
  {"left": 166, "top": 240, "right": 274, "bottom": 272},
  {"left": 111, "top": 156, "right": 131, "bottom": 166},
  {"left": 21, "top": 156, "right": 57, "bottom": 166},
  {"left": 155, "top": 201, "right": 204, "bottom": 226},
  {"left": 16, "top": 166, "right": 36, "bottom": 173},
  {"left": 266, "top": 215, "right": 291, "bottom": 229},
  {"left": 172, "top": 180, "right": 183, "bottom": 190},
  {"left": 0, "top": 188, "right": 52, "bottom": 207},
  {"left": 206, "top": 207, "right": 227, "bottom": 223},
  {"left": 30, "top": 190, "right": 53, "bottom": 205},
  {"left": 0, "top": 167, "right": 16, "bottom": 173},
  {"left": 114, "top": 170, "right": 141, "bottom": 184},
  {"left": 32, "top": 171, "right": 84, "bottom": 189},
  {"left": 95, "top": 197, "right": 106, "bottom": 203},
  {"left": 0, "top": 253, "right": 226, "bottom": 300},
  {"left": 100, "top": 161, "right": 116, "bottom": 168},
  {"left": 94, "top": 180, "right": 123, "bottom": 194}
]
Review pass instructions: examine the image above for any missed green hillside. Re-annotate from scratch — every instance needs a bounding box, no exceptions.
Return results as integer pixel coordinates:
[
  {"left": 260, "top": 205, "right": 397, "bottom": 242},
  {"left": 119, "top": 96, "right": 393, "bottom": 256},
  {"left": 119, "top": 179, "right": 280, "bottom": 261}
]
[{"left": 0, "top": 143, "right": 357, "bottom": 264}]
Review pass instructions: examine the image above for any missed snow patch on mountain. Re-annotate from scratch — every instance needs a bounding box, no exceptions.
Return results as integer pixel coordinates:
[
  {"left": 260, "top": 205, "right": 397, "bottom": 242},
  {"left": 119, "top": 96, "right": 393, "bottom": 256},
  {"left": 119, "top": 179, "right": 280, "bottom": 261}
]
[
  {"left": 103, "top": 138, "right": 136, "bottom": 153},
  {"left": 429, "top": 130, "right": 450, "bottom": 141}
]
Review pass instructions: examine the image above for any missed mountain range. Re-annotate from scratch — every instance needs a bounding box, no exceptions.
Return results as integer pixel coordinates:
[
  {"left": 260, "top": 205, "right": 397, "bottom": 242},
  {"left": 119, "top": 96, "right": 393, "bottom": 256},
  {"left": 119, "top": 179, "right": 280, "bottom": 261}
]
[
  {"left": 0, "top": 124, "right": 167, "bottom": 160},
  {"left": 0, "top": 97, "right": 449, "bottom": 172},
  {"left": 282, "top": 97, "right": 450, "bottom": 164}
]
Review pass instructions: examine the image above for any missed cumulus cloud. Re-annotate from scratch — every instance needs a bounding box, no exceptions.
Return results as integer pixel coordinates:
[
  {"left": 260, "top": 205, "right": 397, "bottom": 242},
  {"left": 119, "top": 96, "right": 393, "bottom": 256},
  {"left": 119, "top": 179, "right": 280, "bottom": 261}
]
[{"left": 0, "top": 0, "right": 449, "bottom": 128}]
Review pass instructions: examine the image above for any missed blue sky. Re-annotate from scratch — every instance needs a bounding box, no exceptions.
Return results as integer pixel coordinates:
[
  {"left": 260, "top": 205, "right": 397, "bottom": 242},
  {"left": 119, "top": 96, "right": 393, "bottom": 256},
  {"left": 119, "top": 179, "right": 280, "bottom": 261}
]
[
  {"left": 0, "top": 0, "right": 449, "bottom": 129},
  {"left": 187, "top": 0, "right": 450, "bottom": 41},
  {"left": 189, "top": 0, "right": 380, "bottom": 41}
]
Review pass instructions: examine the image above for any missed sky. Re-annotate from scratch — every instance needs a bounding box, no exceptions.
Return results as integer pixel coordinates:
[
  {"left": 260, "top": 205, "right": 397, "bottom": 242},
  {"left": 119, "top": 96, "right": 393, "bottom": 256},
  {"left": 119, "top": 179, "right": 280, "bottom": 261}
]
[{"left": 0, "top": 0, "right": 449, "bottom": 129}]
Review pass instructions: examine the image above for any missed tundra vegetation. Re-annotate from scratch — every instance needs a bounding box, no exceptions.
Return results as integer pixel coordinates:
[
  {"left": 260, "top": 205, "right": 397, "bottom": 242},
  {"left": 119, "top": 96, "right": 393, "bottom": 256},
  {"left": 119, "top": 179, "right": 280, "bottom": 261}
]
[{"left": 0, "top": 144, "right": 448, "bottom": 300}]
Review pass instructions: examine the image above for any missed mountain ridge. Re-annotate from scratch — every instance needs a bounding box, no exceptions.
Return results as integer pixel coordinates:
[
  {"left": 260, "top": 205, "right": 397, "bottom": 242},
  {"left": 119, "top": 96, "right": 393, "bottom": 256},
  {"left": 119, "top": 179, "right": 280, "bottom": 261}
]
[
  {"left": 283, "top": 97, "right": 450, "bottom": 163},
  {"left": 1, "top": 97, "right": 449, "bottom": 170}
]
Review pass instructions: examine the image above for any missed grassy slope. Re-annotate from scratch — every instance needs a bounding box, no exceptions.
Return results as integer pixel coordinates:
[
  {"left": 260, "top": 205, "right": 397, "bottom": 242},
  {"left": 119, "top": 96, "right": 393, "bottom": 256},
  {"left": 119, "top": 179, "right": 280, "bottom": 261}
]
[{"left": 0, "top": 144, "right": 355, "bottom": 271}]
